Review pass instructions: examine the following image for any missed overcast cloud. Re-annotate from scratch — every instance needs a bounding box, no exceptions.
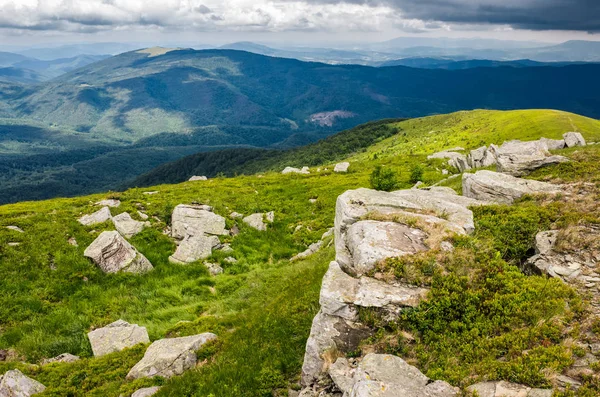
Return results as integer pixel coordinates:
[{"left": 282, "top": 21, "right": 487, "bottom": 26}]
[{"left": 0, "top": 0, "right": 597, "bottom": 44}]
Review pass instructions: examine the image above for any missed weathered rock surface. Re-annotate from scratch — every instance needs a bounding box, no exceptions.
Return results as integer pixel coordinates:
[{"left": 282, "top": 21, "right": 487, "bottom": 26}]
[
  {"left": 40, "top": 353, "right": 80, "bottom": 365},
  {"left": 490, "top": 140, "right": 568, "bottom": 176},
  {"left": 131, "top": 386, "right": 161, "bottom": 397},
  {"left": 428, "top": 151, "right": 471, "bottom": 172},
  {"left": 168, "top": 234, "right": 220, "bottom": 264},
  {"left": 243, "top": 212, "right": 274, "bottom": 231},
  {"left": 462, "top": 170, "right": 561, "bottom": 204},
  {"left": 329, "top": 354, "right": 459, "bottom": 397},
  {"left": 534, "top": 230, "right": 558, "bottom": 255},
  {"left": 469, "top": 145, "right": 497, "bottom": 168},
  {"left": 95, "top": 199, "right": 121, "bottom": 207},
  {"left": 88, "top": 319, "right": 150, "bottom": 357},
  {"left": 127, "top": 333, "right": 217, "bottom": 379},
  {"left": 282, "top": 166, "right": 310, "bottom": 174},
  {"left": 78, "top": 207, "right": 112, "bottom": 226},
  {"left": 171, "top": 204, "right": 226, "bottom": 239},
  {"left": 563, "top": 132, "right": 586, "bottom": 148},
  {"left": 334, "top": 162, "right": 350, "bottom": 173},
  {"left": 540, "top": 137, "right": 566, "bottom": 151},
  {"left": 0, "top": 369, "right": 46, "bottom": 397},
  {"left": 467, "top": 381, "right": 552, "bottom": 397},
  {"left": 112, "top": 212, "right": 145, "bottom": 238},
  {"left": 84, "top": 231, "right": 153, "bottom": 274},
  {"left": 188, "top": 175, "right": 208, "bottom": 181}
]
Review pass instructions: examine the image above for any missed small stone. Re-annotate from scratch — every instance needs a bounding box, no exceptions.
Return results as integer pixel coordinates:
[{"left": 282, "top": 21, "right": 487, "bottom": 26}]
[
  {"left": 205, "top": 262, "right": 223, "bottom": 275},
  {"left": 95, "top": 199, "right": 121, "bottom": 207},
  {"left": 68, "top": 237, "right": 78, "bottom": 246},
  {"left": 5, "top": 225, "right": 24, "bottom": 233},
  {"left": 230, "top": 212, "right": 243, "bottom": 219},
  {"left": 137, "top": 211, "right": 149, "bottom": 220},
  {"left": 169, "top": 234, "right": 220, "bottom": 264},
  {"left": 224, "top": 256, "right": 237, "bottom": 264},
  {"left": 41, "top": 353, "right": 80, "bottom": 365},
  {"left": 7, "top": 242, "right": 20, "bottom": 247}
]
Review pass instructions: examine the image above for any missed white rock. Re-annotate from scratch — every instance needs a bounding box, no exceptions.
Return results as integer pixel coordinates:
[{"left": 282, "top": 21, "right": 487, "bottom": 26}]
[
  {"left": 467, "top": 381, "right": 552, "bottom": 397},
  {"left": 334, "top": 162, "right": 350, "bottom": 173},
  {"left": 78, "top": 207, "right": 112, "bottom": 226},
  {"left": 291, "top": 241, "right": 323, "bottom": 262},
  {"left": 229, "top": 212, "right": 243, "bottom": 219},
  {"left": 41, "top": 353, "right": 80, "bottom": 365},
  {"left": 131, "top": 386, "right": 162, "bottom": 397},
  {"left": 243, "top": 213, "right": 268, "bottom": 231},
  {"left": 112, "top": 212, "right": 145, "bottom": 238},
  {"left": 490, "top": 140, "right": 568, "bottom": 176},
  {"left": 540, "top": 137, "right": 566, "bottom": 150},
  {"left": 563, "top": 132, "right": 586, "bottom": 148},
  {"left": 462, "top": 170, "right": 561, "bottom": 204},
  {"left": 205, "top": 262, "right": 223, "bottom": 275},
  {"left": 169, "top": 234, "right": 220, "bottom": 264},
  {"left": 535, "top": 230, "right": 558, "bottom": 255},
  {"left": 5, "top": 225, "right": 24, "bottom": 233},
  {"left": 171, "top": 204, "right": 226, "bottom": 239},
  {"left": 143, "top": 191, "right": 159, "bottom": 195},
  {"left": 7, "top": 242, "right": 20, "bottom": 247},
  {"left": 468, "top": 146, "right": 497, "bottom": 168},
  {"left": 137, "top": 211, "right": 149, "bottom": 220},
  {"left": 282, "top": 166, "right": 310, "bottom": 175},
  {"left": 319, "top": 261, "right": 360, "bottom": 321},
  {"left": 0, "top": 369, "right": 46, "bottom": 397},
  {"left": 84, "top": 231, "right": 153, "bottom": 274},
  {"left": 95, "top": 199, "right": 121, "bottom": 207},
  {"left": 188, "top": 175, "right": 208, "bottom": 181},
  {"left": 266, "top": 211, "right": 275, "bottom": 223},
  {"left": 126, "top": 333, "right": 217, "bottom": 379},
  {"left": 87, "top": 319, "right": 150, "bottom": 357}
]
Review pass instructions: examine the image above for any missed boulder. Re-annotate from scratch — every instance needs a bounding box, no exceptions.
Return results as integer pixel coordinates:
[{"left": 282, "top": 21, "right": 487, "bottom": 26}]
[
  {"left": 171, "top": 204, "right": 226, "bottom": 239},
  {"left": 490, "top": 140, "right": 568, "bottom": 176},
  {"left": 462, "top": 170, "right": 561, "bottom": 204},
  {"left": 534, "top": 230, "right": 558, "bottom": 255},
  {"left": 131, "top": 386, "right": 161, "bottom": 397},
  {"left": 78, "top": 207, "right": 112, "bottom": 226},
  {"left": 84, "top": 231, "right": 153, "bottom": 274},
  {"left": 188, "top": 175, "right": 208, "bottom": 181},
  {"left": 540, "top": 137, "right": 566, "bottom": 150},
  {"left": 168, "top": 234, "right": 220, "bottom": 264},
  {"left": 112, "top": 212, "right": 145, "bottom": 238},
  {"left": 345, "top": 221, "right": 428, "bottom": 275},
  {"left": 205, "top": 262, "right": 223, "bottom": 275},
  {"left": 126, "top": 333, "right": 217, "bottom": 379},
  {"left": 243, "top": 213, "right": 273, "bottom": 231},
  {"left": 469, "top": 146, "right": 497, "bottom": 168},
  {"left": 466, "top": 381, "right": 552, "bottom": 397},
  {"left": 95, "top": 199, "right": 121, "bottom": 207},
  {"left": 563, "top": 132, "right": 586, "bottom": 147},
  {"left": 301, "top": 311, "right": 370, "bottom": 386},
  {"left": 282, "top": 166, "right": 310, "bottom": 175},
  {"left": 40, "top": 353, "right": 80, "bottom": 365},
  {"left": 291, "top": 241, "right": 323, "bottom": 261},
  {"left": 428, "top": 151, "right": 470, "bottom": 172},
  {"left": 0, "top": 369, "right": 46, "bottom": 397},
  {"left": 229, "top": 212, "right": 243, "bottom": 219},
  {"left": 88, "top": 319, "right": 150, "bottom": 357},
  {"left": 334, "top": 162, "right": 350, "bottom": 173}
]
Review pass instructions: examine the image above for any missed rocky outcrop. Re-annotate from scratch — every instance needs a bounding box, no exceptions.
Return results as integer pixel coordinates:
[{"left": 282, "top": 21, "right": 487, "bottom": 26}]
[
  {"left": 88, "top": 319, "right": 150, "bottom": 357},
  {"left": 78, "top": 207, "right": 112, "bottom": 226},
  {"left": 131, "top": 386, "right": 161, "bottom": 397},
  {"left": 468, "top": 146, "right": 497, "bottom": 168},
  {"left": 467, "top": 381, "right": 552, "bottom": 397},
  {"left": 188, "top": 175, "right": 208, "bottom": 181},
  {"left": 462, "top": 170, "right": 561, "bottom": 204},
  {"left": 95, "top": 199, "right": 121, "bottom": 207},
  {"left": 171, "top": 204, "right": 226, "bottom": 240},
  {"left": 40, "top": 353, "right": 80, "bottom": 365},
  {"left": 0, "top": 369, "right": 46, "bottom": 397},
  {"left": 84, "top": 231, "right": 153, "bottom": 274},
  {"left": 490, "top": 140, "right": 568, "bottom": 176},
  {"left": 112, "top": 212, "right": 146, "bottom": 238},
  {"left": 169, "top": 234, "right": 220, "bottom": 264},
  {"left": 127, "top": 333, "right": 217, "bottom": 379},
  {"left": 563, "top": 132, "right": 586, "bottom": 148},
  {"left": 540, "top": 137, "right": 566, "bottom": 151},
  {"left": 428, "top": 150, "right": 470, "bottom": 172},
  {"left": 328, "top": 354, "right": 459, "bottom": 397},
  {"left": 283, "top": 166, "right": 310, "bottom": 175},
  {"left": 334, "top": 162, "right": 350, "bottom": 173},
  {"left": 243, "top": 212, "right": 274, "bottom": 231}
]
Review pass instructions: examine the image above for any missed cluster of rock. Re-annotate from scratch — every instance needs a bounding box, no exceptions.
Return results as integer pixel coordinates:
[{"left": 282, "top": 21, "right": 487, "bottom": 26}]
[
  {"left": 300, "top": 186, "right": 486, "bottom": 394},
  {"left": 429, "top": 132, "right": 585, "bottom": 175},
  {"left": 282, "top": 162, "right": 350, "bottom": 175}
]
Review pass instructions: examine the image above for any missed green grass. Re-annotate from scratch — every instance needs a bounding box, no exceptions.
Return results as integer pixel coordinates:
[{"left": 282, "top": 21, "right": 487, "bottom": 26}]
[{"left": 1, "top": 109, "right": 600, "bottom": 396}]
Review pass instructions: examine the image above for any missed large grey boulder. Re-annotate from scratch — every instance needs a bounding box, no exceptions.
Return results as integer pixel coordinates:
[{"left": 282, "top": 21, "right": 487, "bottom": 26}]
[
  {"left": 468, "top": 146, "right": 497, "bottom": 168},
  {"left": 78, "top": 207, "right": 112, "bottom": 226},
  {"left": 301, "top": 311, "right": 370, "bottom": 386},
  {"left": 84, "top": 231, "right": 153, "bottom": 274},
  {"left": 168, "top": 234, "right": 220, "bottom": 264},
  {"left": 540, "top": 137, "right": 566, "bottom": 151},
  {"left": 534, "top": 230, "right": 558, "bottom": 255},
  {"left": 466, "top": 381, "right": 552, "bottom": 397},
  {"left": 489, "top": 140, "right": 568, "bottom": 176},
  {"left": 563, "top": 132, "right": 586, "bottom": 147},
  {"left": 462, "top": 170, "right": 561, "bottom": 204},
  {"left": 329, "top": 354, "right": 458, "bottom": 397},
  {"left": 345, "top": 221, "right": 428, "bottom": 275},
  {"left": 127, "top": 333, "right": 217, "bottom": 379},
  {"left": 131, "top": 386, "right": 161, "bottom": 397},
  {"left": 0, "top": 369, "right": 45, "bottom": 397},
  {"left": 334, "top": 162, "right": 350, "bottom": 173},
  {"left": 282, "top": 166, "right": 310, "bottom": 175},
  {"left": 112, "top": 212, "right": 145, "bottom": 238},
  {"left": 88, "top": 319, "right": 150, "bottom": 357},
  {"left": 171, "top": 204, "right": 226, "bottom": 239},
  {"left": 243, "top": 212, "right": 274, "bottom": 231}
]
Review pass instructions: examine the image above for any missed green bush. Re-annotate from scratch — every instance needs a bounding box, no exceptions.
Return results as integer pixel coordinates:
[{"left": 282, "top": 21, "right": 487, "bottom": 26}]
[
  {"left": 370, "top": 165, "right": 398, "bottom": 191},
  {"left": 409, "top": 164, "right": 424, "bottom": 184}
]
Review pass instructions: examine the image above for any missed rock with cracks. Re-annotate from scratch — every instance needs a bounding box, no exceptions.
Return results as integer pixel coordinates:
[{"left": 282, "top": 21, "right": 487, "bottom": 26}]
[
  {"left": 462, "top": 170, "right": 561, "bottom": 204},
  {"left": 0, "top": 369, "right": 46, "bottom": 397},
  {"left": 78, "top": 207, "right": 112, "bottom": 226},
  {"left": 112, "top": 212, "right": 146, "bottom": 238},
  {"left": 171, "top": 204, "right": 226, "bottom": 240},
  {"left": 489, "top": 140, "right": 568, "bottom": 176},
  {"left": 168, "top": 234, "right": 220, "bottom": 264},
  {"left": 84, "top": 231, "right": 153, "bottom": 274},
  {"left": 563, "top": 132, "right": 586, "bottom": 148},
  {"left": 127, "top": 333, "right": 217, "bottom": 379},
  {"left": 87, "top": 319, "right": 150, "bottom": 357}
]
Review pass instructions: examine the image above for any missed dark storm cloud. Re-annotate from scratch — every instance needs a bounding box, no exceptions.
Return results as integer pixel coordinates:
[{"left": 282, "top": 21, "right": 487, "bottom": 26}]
[{"left": 309, "top": 0, "right": 600, "bottom": 32}]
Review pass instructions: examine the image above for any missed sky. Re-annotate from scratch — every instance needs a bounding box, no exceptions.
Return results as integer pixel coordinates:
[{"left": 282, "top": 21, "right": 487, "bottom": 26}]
[{"left": 0, "top": 0, "right": 598, "bottom": 47}]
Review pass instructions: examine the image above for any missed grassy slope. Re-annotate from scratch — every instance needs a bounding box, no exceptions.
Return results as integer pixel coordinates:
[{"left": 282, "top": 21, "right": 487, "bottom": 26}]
[{"left": 0, "top": 109, "right": 599, "bottom": 396}]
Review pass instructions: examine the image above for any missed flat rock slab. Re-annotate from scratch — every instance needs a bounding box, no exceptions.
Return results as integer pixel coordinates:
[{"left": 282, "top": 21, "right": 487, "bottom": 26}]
[
  {"left": 169, "top": 234, "right": 220, "bottom": 264},
  {"left": 467, "top": 381, "right": 552, "bottom": 397},
  {"left": 462, "top": 170, "right": 561, "bottom": 204},
  {"left": 84, "top": 231, "right": 153, "bottom": 274},
  {"left": 88, "top": 319, "right": 150, "bottom": 357},
  {"left": 78, "top": 207, "right": 112, "bottom": 226},
  {"left": 0, "top": 369, "right": 46, "bottom": 397},
  {"left": 112, "top": 212, "right": 145, "bottom": 238},
  {"left": 131, "top": 386, "right": 162, "bottom": 397},
  {"left": 127, "top": 333, "right": 217, "bottom": 379},
  {"left": 171, "top": 204, "right": 226, "bottom": 239}
]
